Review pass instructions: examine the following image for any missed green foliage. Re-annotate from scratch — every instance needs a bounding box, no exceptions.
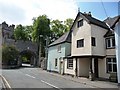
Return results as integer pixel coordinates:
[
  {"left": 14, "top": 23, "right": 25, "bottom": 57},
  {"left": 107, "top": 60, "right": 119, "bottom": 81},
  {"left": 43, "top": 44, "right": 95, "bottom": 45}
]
[
  {"left": 22, "top": 56, "right": 29, "bottom": 63},
  {"left": 64, "top": 18, "right": 74, "bottom": 31},
  {"left": 32, "top": 15, "right": 50, "bottom": 42},
  {"left": 50, "top": 18, "right": 73, "bottom": 42},
  {"left": 2, "top": 45, "right": 19, "bottom": 65},
  {"left": 14, "top": 24, "right": 33, "bottom": 41}
]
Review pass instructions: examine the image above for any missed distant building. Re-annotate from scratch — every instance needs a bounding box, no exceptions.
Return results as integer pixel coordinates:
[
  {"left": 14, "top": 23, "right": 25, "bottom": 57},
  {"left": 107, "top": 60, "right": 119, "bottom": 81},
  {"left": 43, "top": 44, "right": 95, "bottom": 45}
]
[{"left": 1, "top": 22, "right": 38, "bottom": 67}]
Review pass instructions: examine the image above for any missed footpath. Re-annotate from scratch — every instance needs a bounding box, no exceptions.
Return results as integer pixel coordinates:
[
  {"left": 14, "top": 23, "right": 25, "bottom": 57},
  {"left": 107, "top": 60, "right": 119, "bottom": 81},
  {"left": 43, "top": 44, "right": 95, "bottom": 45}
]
[{"left": 39, "top": 68, "right": 120, "bottom": 89}]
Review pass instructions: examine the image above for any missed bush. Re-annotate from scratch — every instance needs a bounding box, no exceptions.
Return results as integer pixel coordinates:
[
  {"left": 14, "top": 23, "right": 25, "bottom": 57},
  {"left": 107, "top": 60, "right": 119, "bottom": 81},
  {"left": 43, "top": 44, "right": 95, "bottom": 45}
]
[{"left": 2, "top": 45, "right": 19, "bottom": 65}]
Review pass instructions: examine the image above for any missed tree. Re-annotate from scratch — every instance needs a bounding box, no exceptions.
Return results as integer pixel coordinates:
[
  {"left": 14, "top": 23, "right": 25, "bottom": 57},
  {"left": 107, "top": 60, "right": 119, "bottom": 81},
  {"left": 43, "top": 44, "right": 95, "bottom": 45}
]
[
  {"left": 32, "top": 15, "right": 50, "bottom": 57},
  {"left": 32, "top": 15, "right": 50, "bottom": 42},
  {"left": 14, "top": 25, "right": 33, "bottom": 41},
  {"left": 50, "top": 18, "right": 73, "bottom": 42},
  {"left": 50, "top": 19, "right": 65, "bottom": 41},
  {"left": 14, "top": 24, "right": 26, "bottom": 41},
  {"left": 2, "top": 45, "right": 19, "bottom": 65},
  {"left": 64, "top": 18, "right": 74, "bottom": 32},
  {"left": 24, "top": 25, "right": 33, "bottom": 41}
]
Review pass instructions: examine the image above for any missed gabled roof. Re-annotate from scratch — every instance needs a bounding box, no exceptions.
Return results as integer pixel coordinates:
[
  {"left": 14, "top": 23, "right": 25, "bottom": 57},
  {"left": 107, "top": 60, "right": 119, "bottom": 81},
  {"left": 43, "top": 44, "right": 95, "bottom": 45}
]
[
  {"left": 104, "top": 15, "right": 120, "bottom": 28},
  {"left": 104, "top": 30, "right": 114, "bottom": 37},
  {"left": 70, "top": 12, "right": 109, "bottom": 31},
  {"left": 49, "top": 31, "right": 71, "bottom": 47},
  {"left": 104, "top": 15, "right": 120, "bottom": 37}
]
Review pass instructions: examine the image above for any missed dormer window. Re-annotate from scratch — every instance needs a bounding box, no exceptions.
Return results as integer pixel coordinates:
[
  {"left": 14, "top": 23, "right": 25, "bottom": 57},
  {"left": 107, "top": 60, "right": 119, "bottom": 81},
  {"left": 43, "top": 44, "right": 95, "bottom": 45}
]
[
  {"left": 106, "top": 37, "right": 115, "bottom": 49},
  {"left": 77, "top": 19, "right": 83, "bottom": 28}
]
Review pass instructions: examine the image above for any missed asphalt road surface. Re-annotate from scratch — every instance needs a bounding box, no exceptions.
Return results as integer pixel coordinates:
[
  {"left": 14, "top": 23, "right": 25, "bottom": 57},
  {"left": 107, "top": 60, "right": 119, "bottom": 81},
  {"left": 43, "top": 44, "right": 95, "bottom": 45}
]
[{"left": 2, "top": 66, "right": 94, "bottom": 89}]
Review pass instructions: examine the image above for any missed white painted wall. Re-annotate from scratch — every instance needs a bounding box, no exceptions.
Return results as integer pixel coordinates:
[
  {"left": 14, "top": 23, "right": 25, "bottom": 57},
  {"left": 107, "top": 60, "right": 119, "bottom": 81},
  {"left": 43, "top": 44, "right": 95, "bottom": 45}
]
[
  {"left": 106, "top": 49, "right": 116, "bottom": 56},
  {"left": 91, "top": 24, "right": 107, "bottom": 56},
  {"left": 71, "top": 17, "right": 92, "bottom": 56}
]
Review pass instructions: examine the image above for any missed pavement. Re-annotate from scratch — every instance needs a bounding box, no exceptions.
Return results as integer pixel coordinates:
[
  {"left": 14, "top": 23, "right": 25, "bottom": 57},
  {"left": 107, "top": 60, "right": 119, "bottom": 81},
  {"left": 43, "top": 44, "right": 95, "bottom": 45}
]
[{"left": 38, "top": 68, "right": 120, "bottom": 89}]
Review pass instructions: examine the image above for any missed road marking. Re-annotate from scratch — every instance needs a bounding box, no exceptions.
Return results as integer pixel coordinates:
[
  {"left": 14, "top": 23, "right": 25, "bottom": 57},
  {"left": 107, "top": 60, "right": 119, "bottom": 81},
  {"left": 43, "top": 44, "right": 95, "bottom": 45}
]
[
  {"left": 41, "top": 80, "right": 62, "bottom": 90},
  {"left": 25, "top": 74, "right": 36, "bottom": 79},
  {"left": 1, "top": 75, "right": 12, "bottom": 89}
]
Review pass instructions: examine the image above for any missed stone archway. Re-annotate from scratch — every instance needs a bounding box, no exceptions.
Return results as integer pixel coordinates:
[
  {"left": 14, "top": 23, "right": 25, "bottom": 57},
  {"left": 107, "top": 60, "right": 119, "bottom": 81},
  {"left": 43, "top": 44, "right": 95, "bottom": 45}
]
[{"left": 18, "top": 50, "right": 37, "bottom": 67}]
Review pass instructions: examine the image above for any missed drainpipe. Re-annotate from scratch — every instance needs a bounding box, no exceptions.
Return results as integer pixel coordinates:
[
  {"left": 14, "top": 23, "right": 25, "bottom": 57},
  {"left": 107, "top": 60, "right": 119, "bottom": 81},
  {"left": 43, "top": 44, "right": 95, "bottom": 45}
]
[
  {"left": 75, "top": 58, "right": 78, "bottom": 77},
  {"left": 89, "top": 57, "right": 94, "bottom": 81}
]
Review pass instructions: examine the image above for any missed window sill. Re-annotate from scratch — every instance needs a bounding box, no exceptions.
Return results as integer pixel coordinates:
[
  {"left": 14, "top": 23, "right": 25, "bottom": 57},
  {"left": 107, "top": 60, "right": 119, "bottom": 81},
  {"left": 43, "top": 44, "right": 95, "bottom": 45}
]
[
  {"left": 106, "top": 72, "right": 117, "bottom": 74},
  {"left": 106, "top": 47, "right": 115, "bottom": 49},
  {"left": 55, "top": 66, "right": 58, "bottom": 69},
  {"left": 57, "top": 51, "right": 61, "bottom": 53},
  {"left": 67, "top": 67, "right": 73, "bottom": 70}
]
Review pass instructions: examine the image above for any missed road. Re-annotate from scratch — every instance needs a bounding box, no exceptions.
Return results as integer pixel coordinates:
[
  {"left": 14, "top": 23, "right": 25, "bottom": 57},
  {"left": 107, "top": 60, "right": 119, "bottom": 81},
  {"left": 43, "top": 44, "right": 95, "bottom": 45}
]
[{"left": 2, "top": 66, "right": 94, "bottom": 89}]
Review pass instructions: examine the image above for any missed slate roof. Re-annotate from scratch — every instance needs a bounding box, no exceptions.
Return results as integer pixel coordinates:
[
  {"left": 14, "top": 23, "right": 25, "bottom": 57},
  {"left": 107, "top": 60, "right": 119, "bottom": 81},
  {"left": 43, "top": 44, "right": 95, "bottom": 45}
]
[
  {"left": 104, "top": 15, "right": 120, "bottom": 28},
  {"left": 70, "top": 12, "right": 109, "bottom": 31},
  {"left": 81, "top": 13, "right": 109, "bottom": 29},
  {"left": 104, "top": 15, "right": 120, "bottom": 37},
  {"left": 49, "top": 31, "right": 71, "bottom": 47}
]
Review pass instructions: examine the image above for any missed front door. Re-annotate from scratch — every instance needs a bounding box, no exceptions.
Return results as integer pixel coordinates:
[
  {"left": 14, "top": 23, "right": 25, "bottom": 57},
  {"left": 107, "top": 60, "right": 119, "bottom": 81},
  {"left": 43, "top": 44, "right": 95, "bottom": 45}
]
[{"left": 94, "top": 58, "right": 99, "bottom": 78}]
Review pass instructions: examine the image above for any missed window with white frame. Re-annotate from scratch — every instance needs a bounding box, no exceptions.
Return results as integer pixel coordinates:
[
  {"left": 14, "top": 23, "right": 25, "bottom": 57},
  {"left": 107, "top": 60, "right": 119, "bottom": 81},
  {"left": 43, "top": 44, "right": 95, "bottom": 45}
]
[
  {"left": 57, "top": 45, "right": 61, "bottom": 52},
  {"left": 106, "top": 37, "right": 115, "bottom": 48},
  {"left": 106, "top": 58, "right": 117, "bottom": 73},
  {"left": 67, "top": 59, "right": 73, "bottom": 69}
]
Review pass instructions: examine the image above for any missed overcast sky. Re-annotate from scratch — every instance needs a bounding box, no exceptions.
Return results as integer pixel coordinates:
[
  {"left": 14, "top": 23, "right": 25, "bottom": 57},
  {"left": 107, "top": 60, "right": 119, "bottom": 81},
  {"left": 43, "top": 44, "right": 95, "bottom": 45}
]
[{"left": 0, "top": 0, "right": 119, "bottom": 26}]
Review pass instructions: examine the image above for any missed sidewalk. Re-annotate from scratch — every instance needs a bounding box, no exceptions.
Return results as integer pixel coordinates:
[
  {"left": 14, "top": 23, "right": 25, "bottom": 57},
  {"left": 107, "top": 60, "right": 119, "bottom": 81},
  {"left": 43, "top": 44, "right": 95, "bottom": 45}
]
[{"left": 39, "top": 69, "right": 119, "bottom": 88}]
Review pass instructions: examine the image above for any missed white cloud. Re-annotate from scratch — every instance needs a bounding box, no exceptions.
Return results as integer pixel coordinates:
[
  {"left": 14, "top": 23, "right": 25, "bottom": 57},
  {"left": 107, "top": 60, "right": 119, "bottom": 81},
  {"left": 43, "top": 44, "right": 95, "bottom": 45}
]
[{"left": 0, "top": 0, "right": 78, "bottom": 25}]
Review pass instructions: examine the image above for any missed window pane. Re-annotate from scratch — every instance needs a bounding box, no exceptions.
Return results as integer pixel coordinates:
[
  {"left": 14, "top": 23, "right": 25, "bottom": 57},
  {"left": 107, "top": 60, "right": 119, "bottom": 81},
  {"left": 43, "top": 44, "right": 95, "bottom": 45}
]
[
  {"left": 108, "top": 64, "right": 112, "bottom": 72},
  {"left": 77, "top": 19, "right": 83, "bottom": 27},
  {"left": 55, "top": 58, "right": 57, "bottom": 67},
  {"left": 67, "top": 59, "right": 73, "bottom": 69},
  {"left": 112, "top": 38, "right": 115, "bottom": 47},
  {"left": 113, "top": 64, "right": 117, "bottom": 72},
  {"left": 107, "top": 58, "right": 111, "bottom": 62},
  {"left": 77, "top": 39, "right": 84, "bottom": 48},
  {"left": 57, "top": 45, "right": 61, "bottom": 52},
  {"left": 113, "top": 58, "right": 116, "bottom": 63},
  {"left": 107, "top": 39, "right": 111, "bottom": 48},
  {"left": 92, "top": 37, "right": 96, "bottom": 46}
]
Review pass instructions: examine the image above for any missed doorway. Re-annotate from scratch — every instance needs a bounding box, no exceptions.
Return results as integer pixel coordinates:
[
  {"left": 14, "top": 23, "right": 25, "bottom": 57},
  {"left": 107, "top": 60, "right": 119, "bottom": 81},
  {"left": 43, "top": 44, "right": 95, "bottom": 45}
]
[{"left": 94, "top": 58, "right": 99, "bottom": 78}]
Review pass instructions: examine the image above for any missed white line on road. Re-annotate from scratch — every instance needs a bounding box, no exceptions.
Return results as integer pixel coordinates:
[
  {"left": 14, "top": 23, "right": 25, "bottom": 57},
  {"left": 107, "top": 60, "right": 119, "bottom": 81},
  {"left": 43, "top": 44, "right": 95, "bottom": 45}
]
[
  {"left": 1, "top": 75, "right": 12, "bottom": 89},
  {"left": 25, "top": 74, "right": 36, "bottom": 79},
  {"left": 41, "top": 80, "right": 62, "bottom": 90}
]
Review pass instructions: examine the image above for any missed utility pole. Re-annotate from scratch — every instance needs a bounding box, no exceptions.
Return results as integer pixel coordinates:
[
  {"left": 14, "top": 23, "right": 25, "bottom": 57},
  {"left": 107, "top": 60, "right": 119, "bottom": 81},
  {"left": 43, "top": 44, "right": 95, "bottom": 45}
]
[
  {"left": 37, "top": 31, "right": 40, "bottom": 67},
  {"left": 45, "top": 36, "right": 49, "bottom": 70}
]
